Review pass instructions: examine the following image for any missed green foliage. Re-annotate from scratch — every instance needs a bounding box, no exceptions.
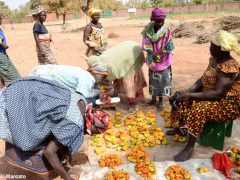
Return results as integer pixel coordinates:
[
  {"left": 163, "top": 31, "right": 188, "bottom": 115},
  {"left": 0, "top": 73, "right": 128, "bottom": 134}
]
[
  {"left": 11, "top": 2, "right": 33, "bottom": 23},
  {"left": 150, "top": 0, "right": 175, "bottom": 7},
  {"left": 30, "top": 0, "right": 40, "bottom": 9},
  {"left": 92, "top": 0, "right": 124, "bottom": 11},
  {"left": 162, "top": 0, "right": 175, "bottom": 7},
  {"left": 41, "top": 0, "right": 81, "bottom": 14},
  {"left": 194, "top": 0, "right": 203, "bottom": 4},
  {"left": 40, "top": 0, "right": 83, "bottom": 24},
  {"left": 150, "top": 0, "right": 163, "bottom": 7},
  {"left": 0, "top": 1, "right": 12, "bottom": 18},
  {"left": 126, "top": 0, "right": 141, "bottom": 8},
  {"left": 141, "top": 0, "right": 149, "bottom": 10}
]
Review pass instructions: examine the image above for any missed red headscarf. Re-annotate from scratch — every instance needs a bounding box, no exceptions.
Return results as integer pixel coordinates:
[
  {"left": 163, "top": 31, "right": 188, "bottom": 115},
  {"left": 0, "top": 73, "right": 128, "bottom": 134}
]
[{"left": 84, "top": 104, "right": 109, "bottom": 135}]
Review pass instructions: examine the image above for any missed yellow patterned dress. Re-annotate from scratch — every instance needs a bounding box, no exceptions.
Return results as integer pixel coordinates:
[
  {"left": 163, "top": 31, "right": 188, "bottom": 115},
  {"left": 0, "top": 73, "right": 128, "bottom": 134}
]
[
  {"left": 85, "top": 23, "right": 107, "bottom": 57},
  {"left": 171, "top": 58, "right": 240, "bottom": 137}
]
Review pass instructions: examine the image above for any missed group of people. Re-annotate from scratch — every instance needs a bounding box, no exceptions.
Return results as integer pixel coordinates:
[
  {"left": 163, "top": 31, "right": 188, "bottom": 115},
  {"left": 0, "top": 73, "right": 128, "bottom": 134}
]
[
  {"left": 82, "top": 7, "right": 175, "bottom": 111},
  {"left": 0, "top": 5, "right": 239, "bottom": 180}
]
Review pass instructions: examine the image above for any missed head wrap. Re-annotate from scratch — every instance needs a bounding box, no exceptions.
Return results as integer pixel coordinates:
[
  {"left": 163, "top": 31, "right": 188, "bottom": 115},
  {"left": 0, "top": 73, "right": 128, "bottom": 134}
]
[
  {"left": 211, "top": 30, "right": 240, "bottom": 55},
  {"left": 87, "top": 7, "right": 101, "bottom": 17},
  {"left": 85, "top": 104, "right": 109, "bottom": 135},
  {"left": 151, "top": 8, "right": 166, "bottom": 21},
  {"left": 36, "top": 5, "right": 45, "bottom": 15},
  {"left": 87, "top": 64, "right": 108, "bottom": 75}
]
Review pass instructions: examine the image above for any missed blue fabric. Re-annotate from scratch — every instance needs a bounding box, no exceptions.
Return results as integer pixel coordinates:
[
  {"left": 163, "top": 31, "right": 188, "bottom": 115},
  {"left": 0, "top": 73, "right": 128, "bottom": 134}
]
[
  {"left": 0, "top": 29, "right": 6, "bottom": 53},
  {"left": 33, "top": 22, "right": 48, "bottom": 34},
  {"left": 3, "top": 77, "right": 84, "bottom": 153},
  {"left": 29, "top": 65, "right": 100, "bottom": 98},
  {"left": 0, "top": 88, "right": 13, "bottom": 143}
]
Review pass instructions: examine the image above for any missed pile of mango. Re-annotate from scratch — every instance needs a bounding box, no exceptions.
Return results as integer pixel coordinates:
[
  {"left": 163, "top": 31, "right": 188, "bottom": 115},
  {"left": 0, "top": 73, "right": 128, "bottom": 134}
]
[
  {"left": 171, "top": 134, "right": 187, "bottom": 143},
  {"left": 124, "top": 114, "right": 137, "bottom": 127},
  {"left": 160, "top": 108, "right": 179, "bottom": 129},
  {"left": 91, "top": 134, "right": 105, "bottom": 147},
  {"left": 105, "top": 169, "right": 130, "bottom": 180},
  {"left": 94, "top": 147, "right": 106, "bottom": 155},
  {"left": 196, "top": 166, "right": 209, "bottom": 174},
  {"left": 103, "top": 129, "right": 118, "bottom": 149},
  {"left": 91, "top": 135, "right": 106, "bottom": 155},
  {"left": 165, "top": 164, "right": 192, "bottom": 180},
  {"left": 135, "top": 160, "right": 157, "bottom": 179},
  {"left": 126, "top": 146, "right": 148, "bottom": 163},
  {"left": 108, "top": 115, "right": 115, "bottom": 129},
  {"left": 93, "top": 110, "right": 168, "bottom": 152},
  {"left": 126, "top": 146, "right": 156, "bottom": 179},
  {"left": 91, "top": 110, "right": 168, "bottom": 179},
  {"left": 114, "top": 112, "right": 124, "bottom": 128},
  {"left": 226, "top": 147, "right": 240, "bottom": 174},
  {"left": 98, "top": 154, "right": 124, "bottom": 169},
  {"left": 116, "top": 129, "right": 130, "bottom": 151}
]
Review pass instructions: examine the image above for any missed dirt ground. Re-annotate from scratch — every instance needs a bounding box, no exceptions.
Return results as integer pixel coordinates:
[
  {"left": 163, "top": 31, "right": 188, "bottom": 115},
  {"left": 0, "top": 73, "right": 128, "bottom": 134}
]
[{"left": 0, "top": 15, "right": 239, "bottom": 179}]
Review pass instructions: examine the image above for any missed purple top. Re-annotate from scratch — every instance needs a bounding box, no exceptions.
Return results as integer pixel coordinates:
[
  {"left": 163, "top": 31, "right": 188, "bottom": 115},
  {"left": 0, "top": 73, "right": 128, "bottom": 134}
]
[{"left": 142, "top": 23, "right": 174, "bottom": 71}]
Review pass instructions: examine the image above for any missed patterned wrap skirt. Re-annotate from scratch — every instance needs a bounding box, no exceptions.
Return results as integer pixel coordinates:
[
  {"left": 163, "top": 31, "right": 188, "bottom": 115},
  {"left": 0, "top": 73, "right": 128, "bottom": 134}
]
[
  {"left": 171, "top": 96, "right": 240, "bottom": 137},
  {"left": 149, "top": 66, "right": 172, "bottom": 97},
  {"left": 36, "top": 41, "right": 57, "bottom": 65},
  {"left": 113, "top": 69, "right": 147, "bottom": 103},
  {"left": 0, "top": 53, "right": 20, "bottom": 85}
]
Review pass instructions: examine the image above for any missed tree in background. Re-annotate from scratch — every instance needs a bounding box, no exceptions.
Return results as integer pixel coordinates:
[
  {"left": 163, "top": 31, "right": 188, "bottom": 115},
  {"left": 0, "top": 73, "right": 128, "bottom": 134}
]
[
  {"left": 150, "top": 0, "right": 176, "bottom": 7},
  {"left": 40, "top": 0, "right": 83, "bottom": 24},
  {"left": 0, "top": 1, "right": 12, "bottom": 18},
  {"left": 162, "top": 0, "right": 176, "bottom": 7},
  {"left": 150, "top": 0, "right": 163, "bottom": 7},
  {"left": 176, "top": 0, "right": 190, "bottom": 5},
  {"left": 141, "top": 0, "right": 149, "bottom": 10},
  {"left": 112, "top": 1, "right": 124, "bottom": 16},
  {"left": 30, "top": 0, "right": 41, "bottom": 9},
  {"left": 92, "top": 0, "right": 124, "bottom": 11},
  {"left": 194, "top": 0, "right": 203, "bottom": 4},
  {"left": 10, "top": 1, "right": 33, "bottom": 23},
  {"left": 126, "top": 0, "right": 141, "bottom": 8}
]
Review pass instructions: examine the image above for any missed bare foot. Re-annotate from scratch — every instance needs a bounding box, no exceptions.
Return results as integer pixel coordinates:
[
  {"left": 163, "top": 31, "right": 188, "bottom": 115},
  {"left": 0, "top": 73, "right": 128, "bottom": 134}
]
[
  {"left": 166, "top": 128, "right": 186, "bottom": 136},
  {"left": 173, "top": 146, "right": 194, "bottom": 162}
]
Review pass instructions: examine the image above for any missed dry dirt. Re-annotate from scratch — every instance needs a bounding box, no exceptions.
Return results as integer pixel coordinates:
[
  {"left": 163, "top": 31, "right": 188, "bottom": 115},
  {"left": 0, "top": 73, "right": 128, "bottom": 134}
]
[{"left": 0, "top": 15, "right": 239, "bottom": 180}]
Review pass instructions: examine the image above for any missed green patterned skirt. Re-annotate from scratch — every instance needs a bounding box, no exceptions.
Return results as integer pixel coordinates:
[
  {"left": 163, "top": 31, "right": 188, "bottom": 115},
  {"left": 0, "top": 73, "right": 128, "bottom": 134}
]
[{"left": 0, "top": 53, "right": 20, "bottom": 85}]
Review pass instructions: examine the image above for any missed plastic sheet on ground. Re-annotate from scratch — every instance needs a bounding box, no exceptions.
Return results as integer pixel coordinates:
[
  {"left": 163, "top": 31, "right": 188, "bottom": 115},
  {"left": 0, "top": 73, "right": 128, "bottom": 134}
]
[{"left": 79, "top": 159, "right": 226, "bottom": 180}]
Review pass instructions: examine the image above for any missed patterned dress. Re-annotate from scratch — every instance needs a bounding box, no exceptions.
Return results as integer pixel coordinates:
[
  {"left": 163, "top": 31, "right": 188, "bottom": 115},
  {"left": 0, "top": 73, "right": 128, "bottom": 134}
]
[
  {"left": 33, "top": 21, "right": 57, "bottom": 64},
  {"left": 85, "top": 23, "right": 108, "bottom": 57},
  {"left": 171, "top": 58, "right": 240, "bottom": 137},
  {"left": 142, "top": 23, "right": 174, "bottom": 97}
]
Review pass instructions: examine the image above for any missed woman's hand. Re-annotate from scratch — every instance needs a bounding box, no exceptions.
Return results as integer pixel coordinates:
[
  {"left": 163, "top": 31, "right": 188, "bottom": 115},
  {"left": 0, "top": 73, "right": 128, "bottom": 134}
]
[
  {"left": 99, "top": 93, "right": 108, "bottom": 102},
  {"left": 176, "top": 92, "right": 191, "bottom": 102},
  {"left": 147, "top": 50, "right": 158, "bottom": 61},
  {"left": 99, "top": 93, "right": 111, "bottom": 103},
  {"left": 0, "top": 43, "right": 9, "bottom": 49}
]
